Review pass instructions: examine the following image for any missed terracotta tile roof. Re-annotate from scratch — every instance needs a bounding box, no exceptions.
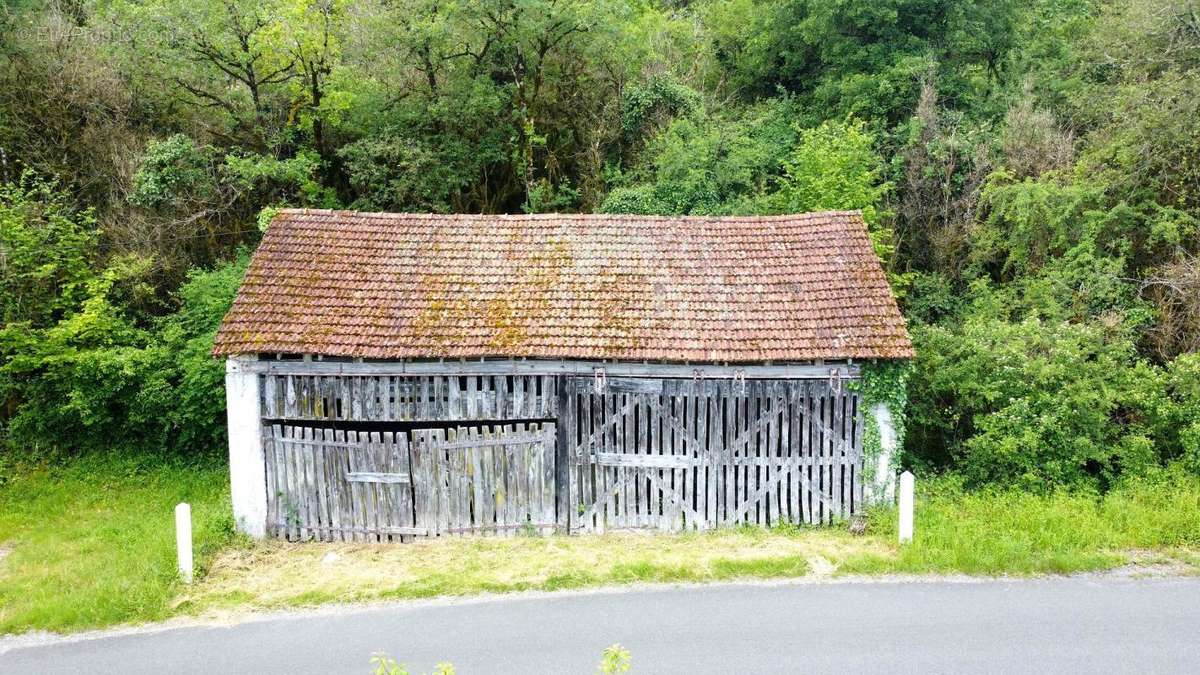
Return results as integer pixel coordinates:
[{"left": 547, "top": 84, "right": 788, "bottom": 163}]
[{"left": 212, "top": 209, "right": 913, "bottom": 361}]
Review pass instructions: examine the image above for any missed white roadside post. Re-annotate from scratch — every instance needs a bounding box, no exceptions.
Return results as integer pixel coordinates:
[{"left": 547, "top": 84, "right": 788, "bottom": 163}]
[
  {"left": 175, "top": 502, "right": 193, "bottom": 583},
  {"left": 898, "top": 470, "right": 914, "bottom": 544}
]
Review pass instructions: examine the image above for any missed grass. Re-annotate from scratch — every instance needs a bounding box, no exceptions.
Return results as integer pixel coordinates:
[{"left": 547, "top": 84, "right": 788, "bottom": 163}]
[
  {"left": 0, "top": 453, "right": 235, "bottom": 634},
  {"left": 2, "top": 457, "right": 1199, "bottom": 636},
  {"left": 842, "top": 467, "right": 1200, "bottom": 575},
  {"left": 175, "top": 526, "right": 873, "bottom": 615}
]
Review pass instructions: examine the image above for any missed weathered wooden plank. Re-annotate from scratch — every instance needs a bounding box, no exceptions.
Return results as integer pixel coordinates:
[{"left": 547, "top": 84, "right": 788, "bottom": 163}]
[
  {"left": 592, "top": 452, "right": 701, "bottom": 468},
  {"left": 283, "top": 425, "right": 300, "bottom": 539},
  {"left": 603, "top": 392, "right": 616, "bottom": 530},
  {"left": 265, "top": 426, "right": 280, "bottom": 536},
  {"left": 299, "top": 425, "right": 316, "bottom": 539},
  {"left": 571, "top": 382, "right": 587, "bottom": 531},
  {"left": 435, "top": 428, "right": 453, "bottom": 534},
  {"left": 460, "top": 427, "right": 475, "bottom": 532},
  {"left": 518, "top": 423, "right": 533, "bottom": 530},
  {"left": 346, "top": 471, "right": 412, "bottom": 484},
  {"left": 338, "top": 428, "right": 355, "bottom": 542},
  {"left": 708, "top": 382, "right": 721, "bottom": 528},
  {"left": 261, "top": 436, "right": 361, "bottom": 449},
  {"left": 696, "top": 390, "right": 711, "bottom": 530},
  {"left": 316, "top": 525, "right": 430, "bottom": 536},
  {"left": 541, "top": 422, "right": 555, "bottom": 531},
  {"left": 312, "top": 425, "right": 332, "bottom": 539},
  {"left": 468, "top": 428, "right": 486, "bottom": 534},
  {"left": 326, "top": 426, "right": 343, "bottom": 541},
  {"left": 465, "top": 376, "right": 478, "bottom": 419},
  {"left": 367, "top": 431, "right": 387, "bottom": 541},
  {"left": 636, "top": 395, "right": 650, "bottom": 528},
  {"left": 624, "top": 396, "right": 637, "bottom": 529},
  {"left": 450, "top": 427, "right": 466, "bottom": 533},
  {"left": 526, "top": 423, "right": 540, "bottom": 528},
  {"left": 343, "top": 430, "right": 364, "bottom": 541},
  {"left": 262, "top": 375, "right": 276, "bottom": 418},
  {"left": 606, "top": 378, "right": 663, "bottom": 394},
  {"left": 832, "top": 389, "right": 844, "bottom": 521},
  {"left": 513, "top": 376, "right": 526, "bottom": 419},
  {"left": 722, "top": 384, "right": 734, "bottom": 527},
  {"left": 490, "top": 426, "right": 506, "bottom": 531},
  {"left": 409, "top": 429, "right": 432, "bottom": 536},
  {"left": 768, "top": 382, "right": 780, "bottom": 525},
  {"left": 556, "top": 381, "right": 572, "bottom": 532},
  {"left": 250, "top": 359, "right": 861, "bottom": 380},
  {"left": 361, "top": 431, "right": 382, "bottom": 541},
  {"left": 433, "top": 431, "right": 552, "bottom": 451},
  {"left": 787, "top": 383, "right": 801, "bottom": 524}
]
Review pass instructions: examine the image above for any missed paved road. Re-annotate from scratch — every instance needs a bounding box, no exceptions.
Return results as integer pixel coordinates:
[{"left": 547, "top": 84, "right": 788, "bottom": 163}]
[{"left": 4, "top": 577, "right": 1200, "bottom": 674}]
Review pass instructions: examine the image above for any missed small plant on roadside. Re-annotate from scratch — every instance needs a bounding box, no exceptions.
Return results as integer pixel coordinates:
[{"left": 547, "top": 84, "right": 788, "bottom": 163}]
[
  {"left": 597, "top": 643, "right": 632, "bottom": 674},
  {"left": 370, "top": 653, "right": 454, "bottom": 675},
  {"left": 771, "top": 520, "right": 805, "bottom": 537}
]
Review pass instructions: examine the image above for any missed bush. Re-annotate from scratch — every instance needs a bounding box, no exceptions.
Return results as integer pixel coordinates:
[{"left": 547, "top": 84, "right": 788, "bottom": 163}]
[
  {"left": 0, "top": 174, "right": 97, "bottom": 327},
  {"left": 0, "top": 247, "right": 248, "bottom": 457},
  {"left": 906, "top": 310, "right": 1175, "bottom": 489}
]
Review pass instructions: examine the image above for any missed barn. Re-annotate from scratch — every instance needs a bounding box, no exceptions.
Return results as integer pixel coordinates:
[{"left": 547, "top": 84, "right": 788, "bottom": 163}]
[{"left": 213, "top": 209, "right": 913, "bottom": 541}]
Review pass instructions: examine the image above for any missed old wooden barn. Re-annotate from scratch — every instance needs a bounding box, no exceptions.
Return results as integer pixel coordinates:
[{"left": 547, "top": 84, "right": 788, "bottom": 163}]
[{"left": 214, "top": 209, "right": 913, "bottom": 541}]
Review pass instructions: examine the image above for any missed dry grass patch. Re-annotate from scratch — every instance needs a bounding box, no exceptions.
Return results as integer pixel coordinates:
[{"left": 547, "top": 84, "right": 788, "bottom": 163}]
[{"left": 177, "top": 528, "right": 887, "bottom": 615}]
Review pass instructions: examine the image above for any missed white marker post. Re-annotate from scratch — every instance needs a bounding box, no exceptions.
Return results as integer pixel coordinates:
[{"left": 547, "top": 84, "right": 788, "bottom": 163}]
[
  {"left": 898, "top": 471, "right": 914, "bottom": 544},
  {"left": 175, "top": 502, "right": 193, "bottom": 584}
]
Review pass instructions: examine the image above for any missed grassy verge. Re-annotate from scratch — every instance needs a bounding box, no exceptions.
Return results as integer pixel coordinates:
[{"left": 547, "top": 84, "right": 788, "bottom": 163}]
[
  {"left": 843, "top": 466, "right": 1200, "bottom": 575},
  {"left": 2, "top": 458, "right": 1198, "bottom": 636},
  {"left": 175, "top": 527, "right": 877, "bottom": 615},
  {"left": 0, "top": 453, "right": 234, "bottom": 634}
]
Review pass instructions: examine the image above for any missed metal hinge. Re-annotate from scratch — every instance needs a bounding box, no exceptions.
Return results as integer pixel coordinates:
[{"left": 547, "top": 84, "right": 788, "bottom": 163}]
[
  {"left": 732, "top": 368, "right": 747, "bottom": 396},
  {"left": 593, "top": 367, "right": 607, "bottom": 394}
]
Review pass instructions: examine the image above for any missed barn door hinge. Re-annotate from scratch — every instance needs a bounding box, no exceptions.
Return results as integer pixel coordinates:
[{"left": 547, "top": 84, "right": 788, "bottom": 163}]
[
  {"left": 829, "top": 368, "right": 842, "bottom": 395},
  {"left": 593, "top": 367, "right": 607, "bottom": 393},
  {"left": 732, "top": 368, "right": 747, "bottom": 396}
]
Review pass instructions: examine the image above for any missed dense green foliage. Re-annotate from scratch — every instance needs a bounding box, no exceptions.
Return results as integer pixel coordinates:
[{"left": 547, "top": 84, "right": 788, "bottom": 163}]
[{"left": 1, "top": 0, "right": 1199, "bottom": 489}]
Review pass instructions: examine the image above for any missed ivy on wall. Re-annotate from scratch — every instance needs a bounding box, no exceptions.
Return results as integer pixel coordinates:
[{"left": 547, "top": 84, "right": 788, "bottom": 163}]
[{"left": 852, "top": 359, "right": 914, "bottom": 499}]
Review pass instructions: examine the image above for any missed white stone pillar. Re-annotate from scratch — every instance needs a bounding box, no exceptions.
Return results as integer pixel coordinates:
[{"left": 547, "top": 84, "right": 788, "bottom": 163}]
[
  {"left": 226, "top": 355, "right": 267, "bottom": 537},
  {"left": 867, "top": 402, "right": 898, "bottom": 505}
]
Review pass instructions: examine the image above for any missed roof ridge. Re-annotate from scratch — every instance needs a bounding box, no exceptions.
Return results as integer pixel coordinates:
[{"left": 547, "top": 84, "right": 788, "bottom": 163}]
[{"left": 274, "top": 208, "right": 866, "bottom": 222}]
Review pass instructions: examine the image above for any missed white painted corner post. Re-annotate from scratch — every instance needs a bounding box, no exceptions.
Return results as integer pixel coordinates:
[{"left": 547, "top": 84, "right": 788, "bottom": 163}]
[
  {"left": 866, "top": 402, "right": 899, "bottom": 505},
  {"left": 226, "top": 355, "right": 267, "bottom": 538}
]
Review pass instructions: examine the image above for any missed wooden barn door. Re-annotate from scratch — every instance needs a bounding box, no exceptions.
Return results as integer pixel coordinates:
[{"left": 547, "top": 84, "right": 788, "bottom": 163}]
[
  {"left": 563, "top": 377, "right": 864, "bottom": 533},
  {"left": 263, "top": 425, "right": 422, "bottom": 542},
  {"left": 410, "top": 424, "right": 557, "bottom": 536}
]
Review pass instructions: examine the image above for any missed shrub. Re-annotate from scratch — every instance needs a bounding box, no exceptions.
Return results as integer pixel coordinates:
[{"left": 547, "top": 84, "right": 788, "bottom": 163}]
[
  {"left": 0, "top": 251, "right": 247, "bottom": 457},
  {"left": 906, "top": 313, "right": 1171, "bottom": 489}
]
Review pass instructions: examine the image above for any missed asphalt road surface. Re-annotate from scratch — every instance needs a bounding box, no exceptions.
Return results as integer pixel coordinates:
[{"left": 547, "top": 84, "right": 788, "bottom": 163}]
[{"left": 4, "top": 577, "right": 1200, "bottom": 674}]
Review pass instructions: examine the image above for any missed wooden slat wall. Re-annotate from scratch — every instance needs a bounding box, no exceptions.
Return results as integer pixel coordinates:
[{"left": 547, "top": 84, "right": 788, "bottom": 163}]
[
  {"left": 412, "top": 424, "right": 557, "bottom": 536},
  {"left": 264, "top": 423, "right": 556, "bottom": 542},
  {"left": 264, "top": 425, "right": 421, "bottom": 542},
  {"left": 261, "top": 374, "right": 558, "bottom": 422},
  {"left": 259, "top": 374, "right": 861, "bottom": 541},
  {"left": 566, "top": 377, "right": 863, "bottom": 533}
]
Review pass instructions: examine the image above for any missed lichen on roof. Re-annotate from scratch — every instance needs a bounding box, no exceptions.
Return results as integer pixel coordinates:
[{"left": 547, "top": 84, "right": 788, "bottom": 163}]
[{"left": 212, "top": 209, "right": 913, "bottom": 361}]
